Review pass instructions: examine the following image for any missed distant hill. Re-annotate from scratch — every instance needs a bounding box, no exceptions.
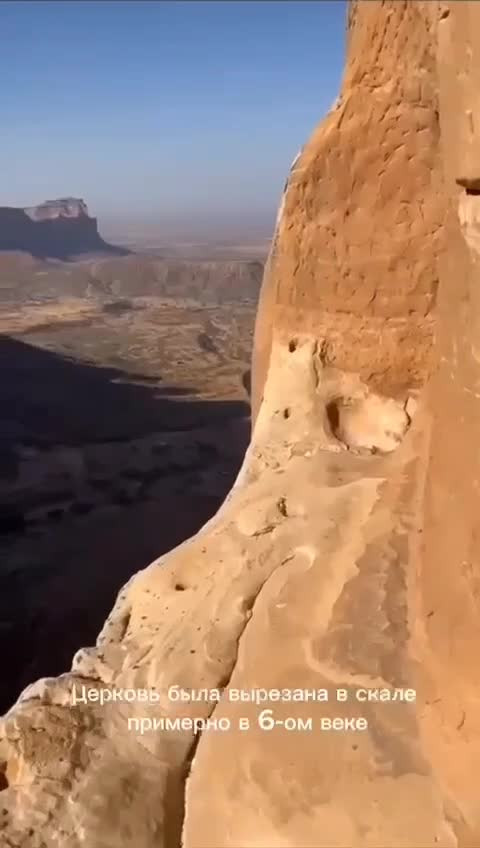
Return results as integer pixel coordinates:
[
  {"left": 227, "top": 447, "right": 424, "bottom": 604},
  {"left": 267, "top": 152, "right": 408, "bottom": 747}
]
[
  {"left": 0, "top": 252, "right": 264, "bottom": 305},
  {"left": 0, "top": 198, "right": 129, "bottom": 260}
]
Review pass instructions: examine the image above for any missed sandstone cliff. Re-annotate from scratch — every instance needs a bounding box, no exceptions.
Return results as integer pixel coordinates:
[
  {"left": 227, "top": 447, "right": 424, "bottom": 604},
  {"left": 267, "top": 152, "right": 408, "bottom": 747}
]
[
  {"left": 2, "top": 2, "right": 480, "bottom": 846},
  {"left": 0, "top": 198, "right": 128, "bottom": 259}
]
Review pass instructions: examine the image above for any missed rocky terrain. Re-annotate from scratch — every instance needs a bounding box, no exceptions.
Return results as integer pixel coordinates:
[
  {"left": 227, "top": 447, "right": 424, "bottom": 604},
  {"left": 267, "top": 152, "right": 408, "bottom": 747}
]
[
  {"left": 2, "top": 1, "right": 480, "bottom": 847},
  {"left": 0, "top": 251, "right": 264, "bottom": 304},
  {"left": 0, "top": 198, "right": 128, "bottom": 260},
  {"left": 0, "top": 225, "right": 263, "bottom": 710},
  {"left": 0, "top": 294, "right": 255, "bottom": 712}
]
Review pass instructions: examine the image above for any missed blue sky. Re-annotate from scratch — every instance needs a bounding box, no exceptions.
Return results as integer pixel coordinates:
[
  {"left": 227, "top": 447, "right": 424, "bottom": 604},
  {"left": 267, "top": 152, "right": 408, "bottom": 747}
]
[{"left": 1, "top": 1, "right": 347, "bottom": 241}]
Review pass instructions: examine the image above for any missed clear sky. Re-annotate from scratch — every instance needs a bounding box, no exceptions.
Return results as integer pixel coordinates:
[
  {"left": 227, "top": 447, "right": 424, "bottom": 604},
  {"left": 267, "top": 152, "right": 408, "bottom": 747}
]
[{"left": 1, "top": 0, "right": 347, "bottom": 242}]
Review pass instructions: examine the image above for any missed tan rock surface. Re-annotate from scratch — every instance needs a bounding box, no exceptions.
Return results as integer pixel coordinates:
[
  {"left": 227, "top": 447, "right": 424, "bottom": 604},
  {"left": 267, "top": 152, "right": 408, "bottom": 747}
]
[{"left": 2, "top": 2, "right": 480, "bottom": 847}]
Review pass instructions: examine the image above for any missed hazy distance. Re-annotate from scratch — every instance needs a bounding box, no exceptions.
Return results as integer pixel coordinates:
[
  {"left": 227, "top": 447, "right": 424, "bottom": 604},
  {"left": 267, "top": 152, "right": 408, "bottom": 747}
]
[{"left": 1, "top": 0, "right": 346, "bottom": 247}]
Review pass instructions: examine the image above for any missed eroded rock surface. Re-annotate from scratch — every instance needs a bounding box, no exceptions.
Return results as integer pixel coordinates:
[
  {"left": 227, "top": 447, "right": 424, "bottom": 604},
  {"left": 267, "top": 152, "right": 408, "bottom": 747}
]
[
  {"left": 23, "top": 199, "right": 90, "bottom": 222},
  {"left": 2, "top": 1, "right": 480, "bottom": 846}
]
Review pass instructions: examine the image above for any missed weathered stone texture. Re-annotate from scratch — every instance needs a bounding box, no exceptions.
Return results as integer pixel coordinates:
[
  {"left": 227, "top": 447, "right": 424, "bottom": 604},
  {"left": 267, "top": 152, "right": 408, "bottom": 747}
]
[
  {"left": 416, "top": 2, "right": 480, "bottom": 837},
  {"left": 252, "top": 0, "right": 445, "bottom": 420}
]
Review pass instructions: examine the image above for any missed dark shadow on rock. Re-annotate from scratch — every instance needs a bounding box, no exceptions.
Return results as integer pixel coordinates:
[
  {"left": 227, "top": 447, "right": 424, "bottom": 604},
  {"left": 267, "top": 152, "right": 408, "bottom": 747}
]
[
  {"left": 0, "top": 335, "right": 250, "bottom": 713},
  {"left": 102, "top": 299, "right": 142, "bottom": 316},
  {"left": 197, "top": 332, "right": 219, "bottom": 355},
  {"left": 242, "top": 368, "right": 251, "bottom": 398}
]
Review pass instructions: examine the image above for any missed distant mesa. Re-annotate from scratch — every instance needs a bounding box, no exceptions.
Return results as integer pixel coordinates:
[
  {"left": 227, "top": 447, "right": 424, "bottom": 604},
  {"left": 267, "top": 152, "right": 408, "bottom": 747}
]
[
  {"left": 23, "top": 198, "right": 90, "bottom": 222},
  {"left": 0, "top": 197, "right": 129, "bottom": 260}
]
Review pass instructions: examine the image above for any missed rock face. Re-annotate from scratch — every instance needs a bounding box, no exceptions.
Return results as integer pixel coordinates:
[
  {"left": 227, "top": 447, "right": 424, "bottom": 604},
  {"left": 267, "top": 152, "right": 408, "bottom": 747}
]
[
  {"left": 252, "top": 1, "right": 444, "bottom": 417},
  {"left": 2, "top": 2, "right": 480, "bottom": 847},
  {"left": 0, "top": 198, "right": 128, "bottom": 259},
  {"left": 23, "top": 198, "right": 90, "bottom": 222}
]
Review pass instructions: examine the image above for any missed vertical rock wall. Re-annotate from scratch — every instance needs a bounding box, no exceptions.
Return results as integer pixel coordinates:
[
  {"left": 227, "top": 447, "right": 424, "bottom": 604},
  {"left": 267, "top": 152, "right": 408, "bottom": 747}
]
[
  {"left": 417, "top": 2, "right": 480, "bottom": 837},
  {"left": 252, "top": 0, "right": 445, "bottom": 420}
]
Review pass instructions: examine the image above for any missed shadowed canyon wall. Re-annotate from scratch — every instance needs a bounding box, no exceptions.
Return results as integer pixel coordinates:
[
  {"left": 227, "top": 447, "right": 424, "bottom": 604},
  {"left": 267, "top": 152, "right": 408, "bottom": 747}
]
[
  {"left": 0, "top": 198, "right": 128, "bottom": 259},
  {"left": 1, "top": 2, "right": 480, "bottom": 847}
]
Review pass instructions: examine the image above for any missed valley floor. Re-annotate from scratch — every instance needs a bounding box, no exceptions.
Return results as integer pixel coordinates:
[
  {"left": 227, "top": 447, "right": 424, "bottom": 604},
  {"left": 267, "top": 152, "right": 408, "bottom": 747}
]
[{"left": 0, "top": 296, "right": 254, "bottom": 711}]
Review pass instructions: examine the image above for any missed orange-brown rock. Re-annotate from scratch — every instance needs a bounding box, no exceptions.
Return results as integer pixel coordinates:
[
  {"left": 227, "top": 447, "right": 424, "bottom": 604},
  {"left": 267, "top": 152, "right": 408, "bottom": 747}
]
[
  {"left": 1, "top": 2, "right": 480, "bottom": 847},
  {"left": 252, "top": 0, "right": 445, "bottom": 421}
]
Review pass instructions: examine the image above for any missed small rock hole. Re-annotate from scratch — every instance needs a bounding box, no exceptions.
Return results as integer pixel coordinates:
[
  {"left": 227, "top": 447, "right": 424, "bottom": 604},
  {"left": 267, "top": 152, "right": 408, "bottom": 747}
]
[
  {"left": 288, "top": 339, "right": 297, "bottom": 353},
  {"left": 326, "top": 399, "right": 341, "bottom": 436},
  {"left": 283, "top": 408, "right": 291, "bottom": 419},
  {"left": 456, "top": 177, "right": 480, "bottom": 194},
  {"left": 175, "top": 583, "right": 186, "bottom": 592},
  {"left": 0, "top": 764, "right": 8, "bottom": 791}
]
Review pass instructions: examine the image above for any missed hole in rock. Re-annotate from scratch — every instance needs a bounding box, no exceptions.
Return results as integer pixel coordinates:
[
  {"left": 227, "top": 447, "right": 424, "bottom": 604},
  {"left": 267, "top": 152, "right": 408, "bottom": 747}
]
[
  {"left": 456, "top": 177, "right": 480, "bottom": 194},
  {"left": 0, "top": 765, "right": 8, "bottom": 791},
  {"left": 327, "top": 393, "right": 410, "bottom": 454},
  {"left": 175, "top": 583, "right": 186, "bottom": 592},
  {"left": 241, "top": 594, "right": 256, "bottom": 615},
  {"left": 326, "top": 399, "right": 341, "bottom": 436},
  {"left": 242, "top": 369, "right": 251, "bottom": 396},
  {"left": 283, "top": 407, "right": 291, "bottom": 419},
  {"left": 119, "top": 611, "right": 131, "bottom": 638},
  {"left": 288, "top": 339, "right": 298, "bottom": 353}
]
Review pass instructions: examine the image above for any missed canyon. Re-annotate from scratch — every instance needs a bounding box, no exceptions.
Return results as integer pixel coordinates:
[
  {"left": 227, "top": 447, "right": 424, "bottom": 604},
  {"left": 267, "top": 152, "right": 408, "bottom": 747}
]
[
  {"left": 0, "top": 256, "right": 260, "bottom": 713},
  {"left": 0, "top": 250, "right": 264, "bottom": 304},
  {"left": 1, "top": 1, "right": 480, "bottom": 847}
]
